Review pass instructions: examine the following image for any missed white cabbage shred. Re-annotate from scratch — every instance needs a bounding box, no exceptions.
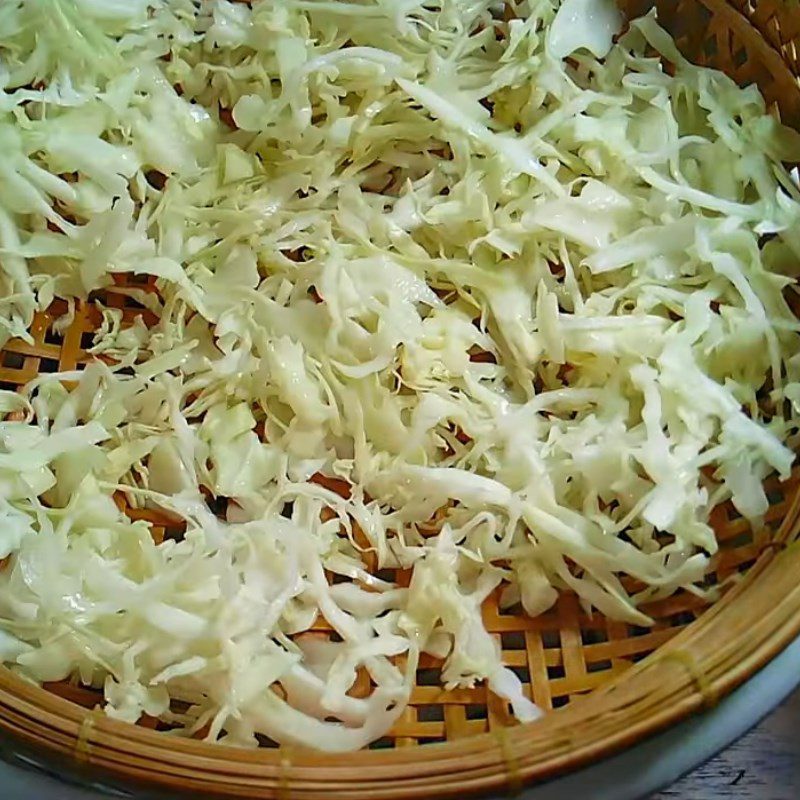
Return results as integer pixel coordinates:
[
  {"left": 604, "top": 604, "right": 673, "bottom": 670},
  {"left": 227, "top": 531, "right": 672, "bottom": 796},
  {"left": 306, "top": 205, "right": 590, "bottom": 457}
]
[{"left": 0, "top": 0, "right": 798, "bottom": 750}]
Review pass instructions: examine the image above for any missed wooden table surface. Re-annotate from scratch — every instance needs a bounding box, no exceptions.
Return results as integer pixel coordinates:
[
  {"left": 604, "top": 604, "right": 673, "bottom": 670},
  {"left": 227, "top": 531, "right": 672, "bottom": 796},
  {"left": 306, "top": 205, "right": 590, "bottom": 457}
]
[{"left": 652, "top": 687, "right": 800, "bottom": 799}]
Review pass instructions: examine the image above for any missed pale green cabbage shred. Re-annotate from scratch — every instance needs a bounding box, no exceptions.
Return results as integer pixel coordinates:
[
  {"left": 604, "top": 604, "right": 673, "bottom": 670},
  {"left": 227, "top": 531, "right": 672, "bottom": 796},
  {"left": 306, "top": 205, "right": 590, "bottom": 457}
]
[{"left": 0, "top": 0, "right": 798, "bottom": 750}]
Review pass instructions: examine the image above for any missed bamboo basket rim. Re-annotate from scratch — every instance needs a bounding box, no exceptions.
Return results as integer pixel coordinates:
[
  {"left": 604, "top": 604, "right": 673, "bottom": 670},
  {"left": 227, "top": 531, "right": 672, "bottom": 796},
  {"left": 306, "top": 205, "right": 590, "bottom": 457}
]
[
  {"left": 3, "top": 537, "right": 800, "bottom": 798},
  {"left": 1, "top": 0, "right": 800, "bottom": 797}
]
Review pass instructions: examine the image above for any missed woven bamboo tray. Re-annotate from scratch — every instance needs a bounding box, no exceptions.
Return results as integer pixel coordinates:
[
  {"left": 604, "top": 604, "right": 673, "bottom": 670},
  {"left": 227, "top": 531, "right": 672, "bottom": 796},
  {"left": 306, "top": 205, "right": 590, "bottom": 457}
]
[{"left": 1, "top": 0, "right": 800, "bottom": 798}]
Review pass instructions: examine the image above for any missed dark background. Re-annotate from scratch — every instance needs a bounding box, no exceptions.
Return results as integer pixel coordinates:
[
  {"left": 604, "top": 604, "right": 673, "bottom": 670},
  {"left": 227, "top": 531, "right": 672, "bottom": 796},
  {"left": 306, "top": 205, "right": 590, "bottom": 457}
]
[{"left": 653, "top": 688, "right": 800, "bottom": 799}]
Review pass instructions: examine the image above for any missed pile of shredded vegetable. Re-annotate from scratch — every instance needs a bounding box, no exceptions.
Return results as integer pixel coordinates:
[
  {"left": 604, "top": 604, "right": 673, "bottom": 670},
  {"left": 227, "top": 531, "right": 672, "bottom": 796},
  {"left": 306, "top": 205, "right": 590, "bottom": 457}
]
[{"left": 0, "top": 0, "right": 799, "bottom": 750}]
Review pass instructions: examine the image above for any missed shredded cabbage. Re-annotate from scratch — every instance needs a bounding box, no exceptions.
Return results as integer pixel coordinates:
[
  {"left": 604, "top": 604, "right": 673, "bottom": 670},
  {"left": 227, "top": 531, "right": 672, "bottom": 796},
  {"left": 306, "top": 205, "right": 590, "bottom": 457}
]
[{"left": 0, "top": 0, "right": 798, "bottom": 750}]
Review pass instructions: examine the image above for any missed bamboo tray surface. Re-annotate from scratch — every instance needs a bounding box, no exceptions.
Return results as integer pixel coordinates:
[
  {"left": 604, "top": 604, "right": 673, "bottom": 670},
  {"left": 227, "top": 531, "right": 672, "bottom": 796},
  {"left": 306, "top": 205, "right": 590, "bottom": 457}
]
[
  {"left": 1, "top": 1, "right": 800, "bottom": 799},
  {"left": 5, "top": 627, "right": 800, "bottom": 800}
]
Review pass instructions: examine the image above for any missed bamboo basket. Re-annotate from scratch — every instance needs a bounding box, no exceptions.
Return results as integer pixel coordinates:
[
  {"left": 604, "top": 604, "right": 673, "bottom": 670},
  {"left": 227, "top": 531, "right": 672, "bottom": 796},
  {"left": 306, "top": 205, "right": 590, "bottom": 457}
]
[{"left": 1, "top": 0, "right": 800, "bottom": 797}]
